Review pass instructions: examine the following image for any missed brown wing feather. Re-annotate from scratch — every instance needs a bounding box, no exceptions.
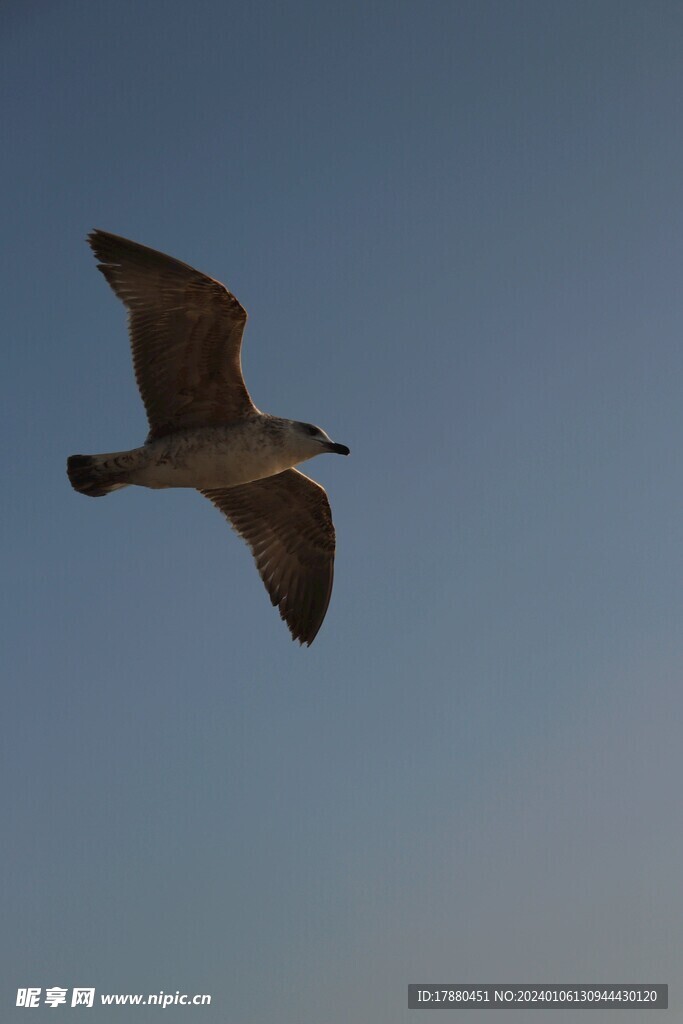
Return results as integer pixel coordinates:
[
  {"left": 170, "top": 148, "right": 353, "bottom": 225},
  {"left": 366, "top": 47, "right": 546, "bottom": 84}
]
[
  {"left": 88, "top": 230, "right": 255, "bottom": 437},
  {"left": 201, "top": 469, "right": 336, "bottom": 645}
]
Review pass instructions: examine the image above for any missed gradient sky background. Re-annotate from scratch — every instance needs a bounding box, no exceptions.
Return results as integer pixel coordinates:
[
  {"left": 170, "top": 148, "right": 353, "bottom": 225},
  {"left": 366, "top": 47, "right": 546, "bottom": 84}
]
[{"left": 2, "top": 1, "right": 683, "bottom": 1021}]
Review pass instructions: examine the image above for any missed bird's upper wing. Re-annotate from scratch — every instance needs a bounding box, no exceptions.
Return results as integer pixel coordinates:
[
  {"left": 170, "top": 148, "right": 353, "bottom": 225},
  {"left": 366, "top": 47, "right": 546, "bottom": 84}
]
[
  {"left": 200, "top": 469, "right": 337, "bottom": 645},
  {"left": 88, "top": 230, "right": 255, "bottom": 438}
]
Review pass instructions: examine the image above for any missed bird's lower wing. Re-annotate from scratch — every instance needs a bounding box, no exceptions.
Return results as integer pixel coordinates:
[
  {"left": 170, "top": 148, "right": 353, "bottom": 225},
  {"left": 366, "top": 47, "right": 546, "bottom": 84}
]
[{"left": 200, "top": 469, "right": 336, "bottom": 645}]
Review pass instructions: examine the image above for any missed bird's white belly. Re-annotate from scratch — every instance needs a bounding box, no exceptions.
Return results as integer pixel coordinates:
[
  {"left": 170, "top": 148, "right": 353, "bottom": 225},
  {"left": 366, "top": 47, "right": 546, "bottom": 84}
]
[{"left": 131, "top": 426, "right": 296, "bottom": 490}]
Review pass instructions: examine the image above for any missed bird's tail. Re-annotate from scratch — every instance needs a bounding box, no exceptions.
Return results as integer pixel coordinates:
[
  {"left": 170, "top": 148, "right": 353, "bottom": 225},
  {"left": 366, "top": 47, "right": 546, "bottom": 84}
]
[{"left": 67, "top": 453, "right": 132, "bottom": 497}]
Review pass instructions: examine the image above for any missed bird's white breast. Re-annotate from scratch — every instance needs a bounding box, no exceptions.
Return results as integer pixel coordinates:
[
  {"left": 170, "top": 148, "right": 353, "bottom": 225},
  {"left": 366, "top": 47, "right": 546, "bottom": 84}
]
[{"left": 131, "top": 420, "right": 296, "bottom": 490}]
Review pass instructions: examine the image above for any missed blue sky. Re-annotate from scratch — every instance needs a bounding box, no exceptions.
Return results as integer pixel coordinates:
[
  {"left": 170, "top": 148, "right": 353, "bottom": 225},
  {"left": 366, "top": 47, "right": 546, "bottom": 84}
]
[{"left": 2, "top": 1, "right": 683, "bottom": 1020}]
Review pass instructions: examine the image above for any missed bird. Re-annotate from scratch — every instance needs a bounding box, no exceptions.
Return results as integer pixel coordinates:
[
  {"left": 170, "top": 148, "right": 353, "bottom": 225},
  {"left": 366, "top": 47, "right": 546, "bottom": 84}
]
[{"left": 67, "top": 230, "right": 349, "bottom": 645}]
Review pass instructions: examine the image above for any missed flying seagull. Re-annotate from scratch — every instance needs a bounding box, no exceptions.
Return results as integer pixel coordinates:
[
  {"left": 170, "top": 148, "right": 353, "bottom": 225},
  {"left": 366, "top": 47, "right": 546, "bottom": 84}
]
[{"left": 67, "top": 230, "right": 349, "bottom": 645}]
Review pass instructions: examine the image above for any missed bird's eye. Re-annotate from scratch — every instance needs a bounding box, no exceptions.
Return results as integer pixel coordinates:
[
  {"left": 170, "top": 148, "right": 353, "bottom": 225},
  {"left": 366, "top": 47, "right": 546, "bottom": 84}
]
[{"left": 305, "top": 424, "right": 318, "bottom": 436}]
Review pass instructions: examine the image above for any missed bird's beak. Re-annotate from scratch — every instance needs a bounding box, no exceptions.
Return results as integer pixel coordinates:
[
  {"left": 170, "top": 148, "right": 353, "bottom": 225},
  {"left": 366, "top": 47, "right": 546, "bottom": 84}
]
[{"left": 325, "top": 441, "right": 350, "bottom": 456}]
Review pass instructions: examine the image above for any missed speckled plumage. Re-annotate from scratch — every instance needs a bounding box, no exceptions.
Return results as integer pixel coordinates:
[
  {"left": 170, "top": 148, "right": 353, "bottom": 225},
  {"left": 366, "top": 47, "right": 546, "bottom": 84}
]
[{"left": 67, "top": 231, "right": 349, "bottom": 645}]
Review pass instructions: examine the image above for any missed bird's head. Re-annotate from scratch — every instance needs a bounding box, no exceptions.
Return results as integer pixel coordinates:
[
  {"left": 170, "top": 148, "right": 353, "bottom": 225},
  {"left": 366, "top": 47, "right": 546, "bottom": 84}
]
[{"left": 284, "top": 420, "right": 350, "bottom": 462}]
